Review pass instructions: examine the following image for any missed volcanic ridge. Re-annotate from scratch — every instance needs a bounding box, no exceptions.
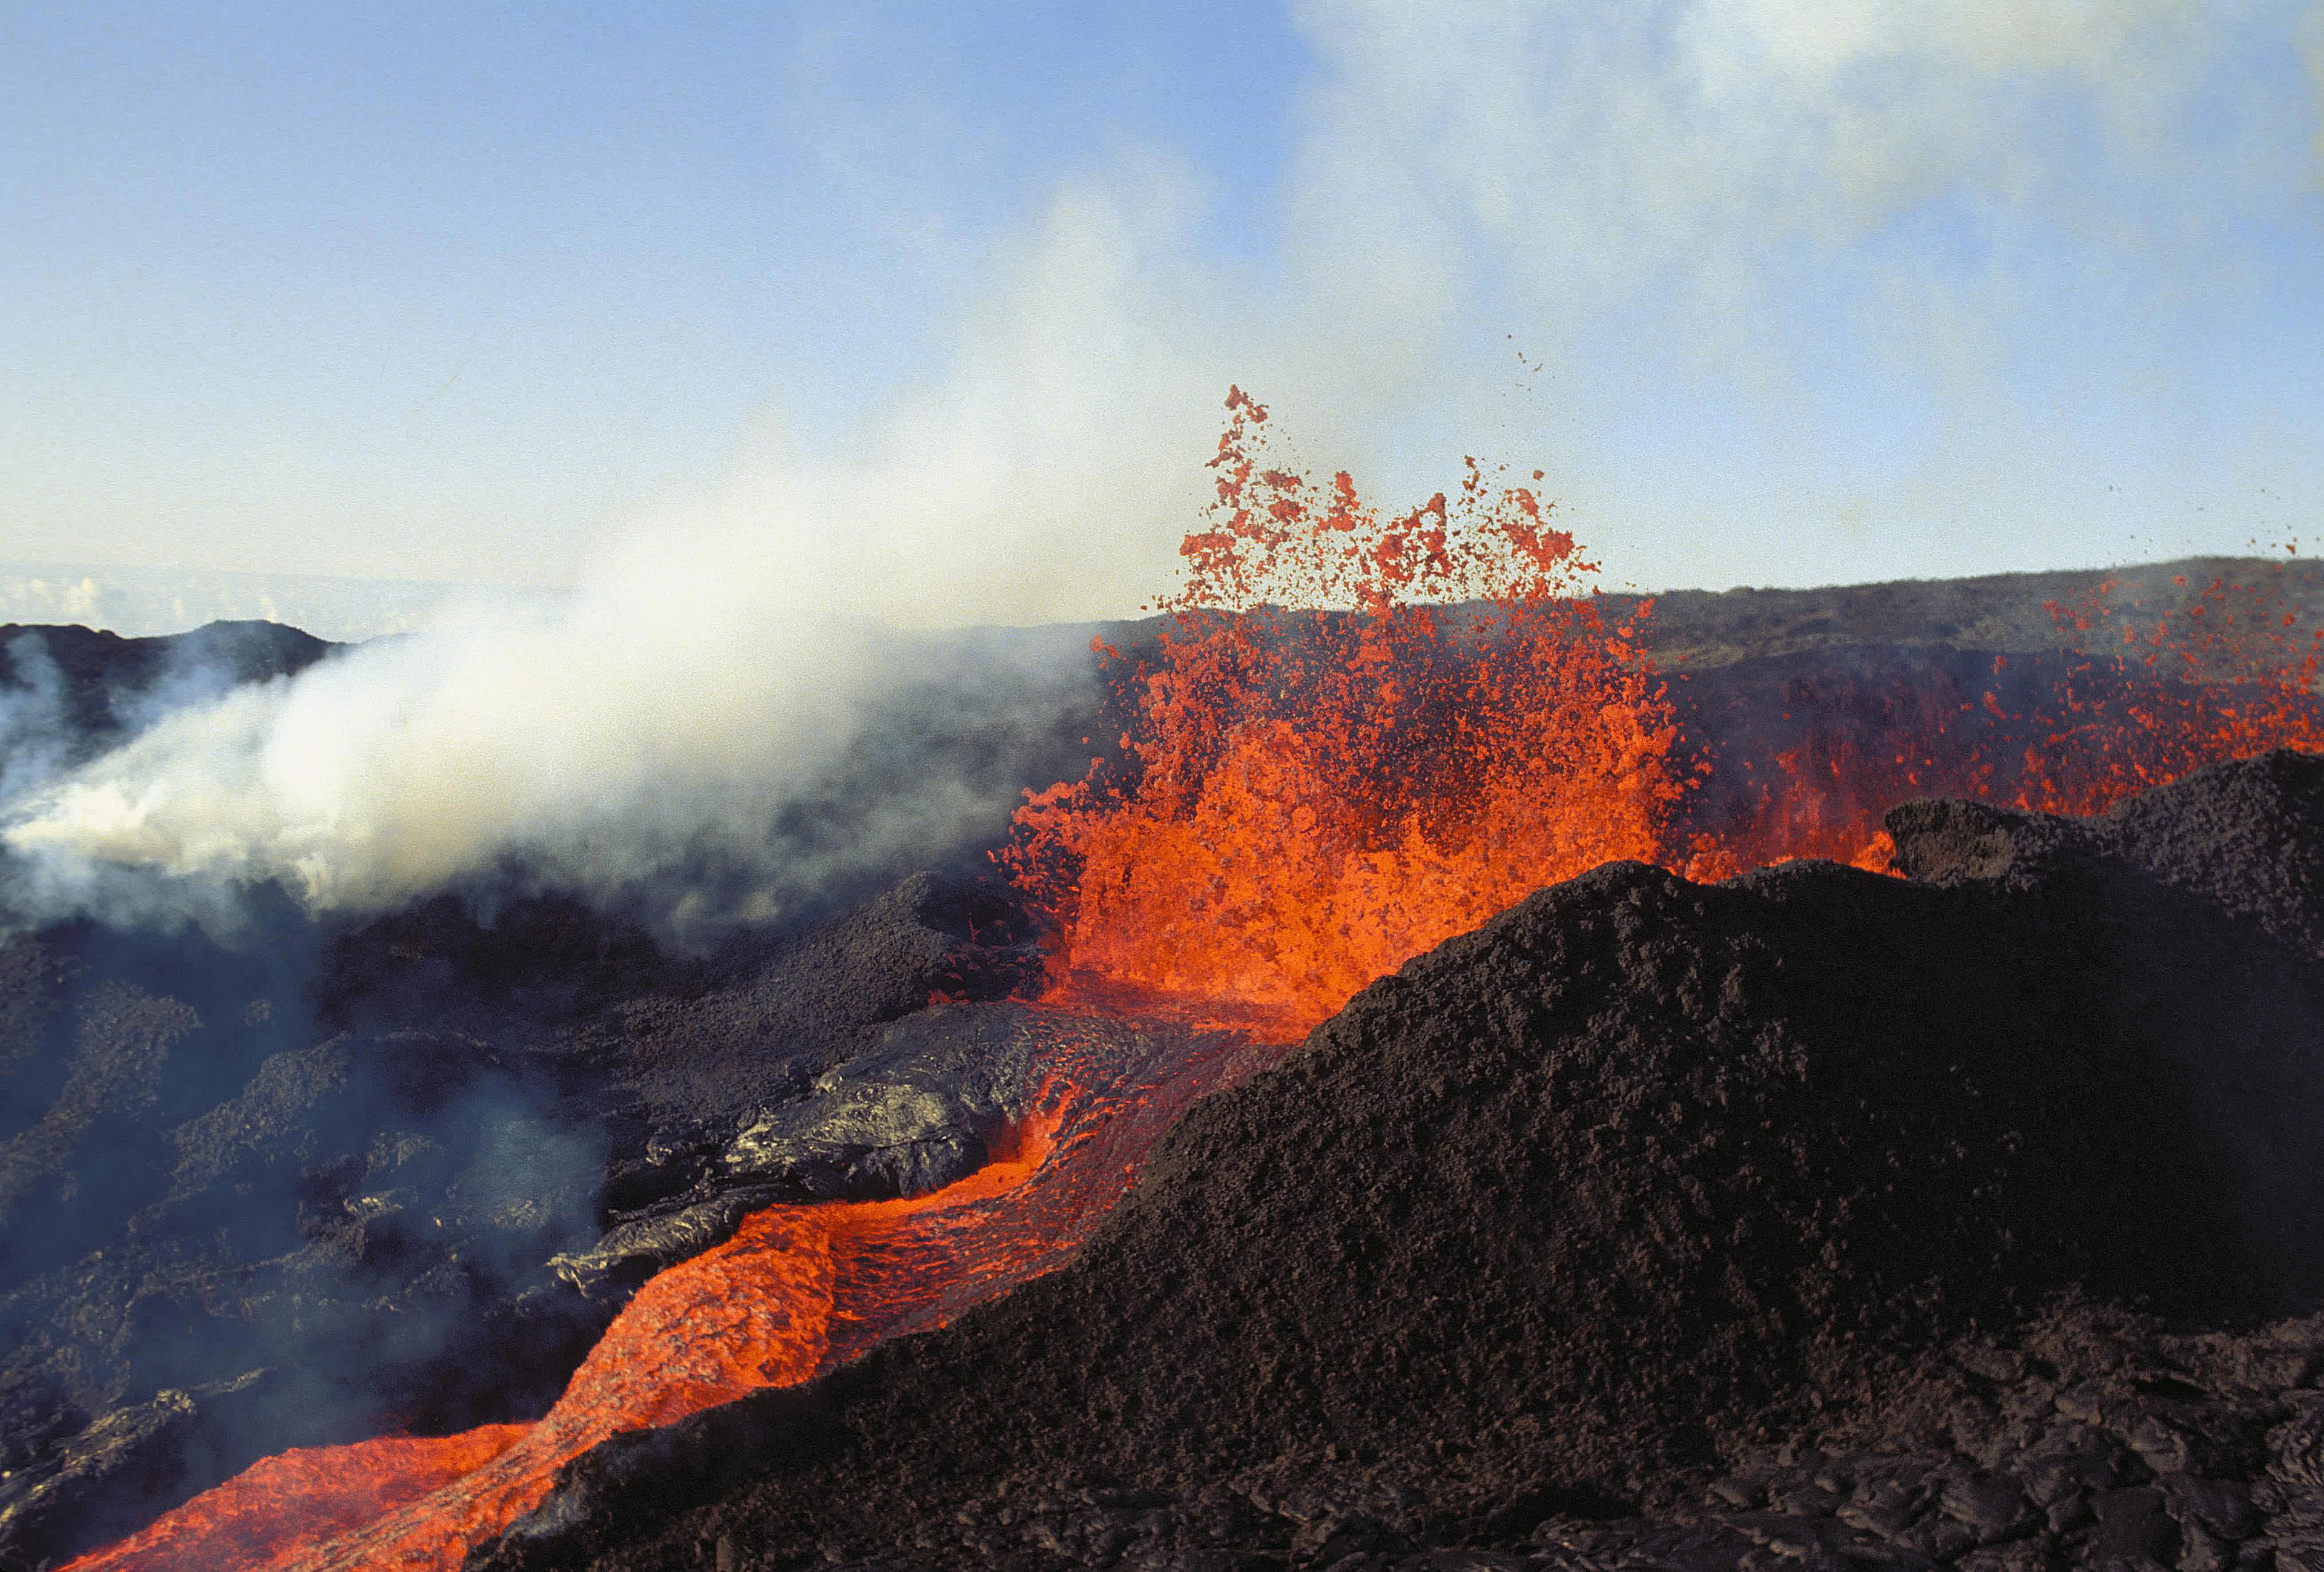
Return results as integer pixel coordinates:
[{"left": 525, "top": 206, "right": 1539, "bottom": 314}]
[{"left": 469, "top": 747, "right": 2324, "bottom": 1572}]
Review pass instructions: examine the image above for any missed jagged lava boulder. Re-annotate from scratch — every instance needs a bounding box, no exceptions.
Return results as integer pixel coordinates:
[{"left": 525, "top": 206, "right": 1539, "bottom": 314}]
[{"left": 478, "top": 750, "right": 2324, "bottom": 1571}]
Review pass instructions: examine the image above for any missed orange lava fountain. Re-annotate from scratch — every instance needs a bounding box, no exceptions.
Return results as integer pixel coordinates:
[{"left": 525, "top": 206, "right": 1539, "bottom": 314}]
[
  {"left": 1004, "top": 388, "right": 1685, "bottom": 1028},
  {"left": 65, "top": 1009, "right": 1272, "bottom": 1572},
  {"left": 1007, "top": 396, "right": 2324, "bottom": 1023}
]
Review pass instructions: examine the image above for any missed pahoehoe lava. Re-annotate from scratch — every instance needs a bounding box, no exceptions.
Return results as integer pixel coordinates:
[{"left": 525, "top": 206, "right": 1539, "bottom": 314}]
[{"left": 476, "top": 750, "right": 2324, "bottom": 1572}]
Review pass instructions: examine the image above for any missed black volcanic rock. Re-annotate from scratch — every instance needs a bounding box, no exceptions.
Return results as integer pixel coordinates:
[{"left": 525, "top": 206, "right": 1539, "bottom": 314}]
[
  {"left": 0, "top": 619, "right": 333, "bottom": 764},
  {"left": 476, "top": 751, "right": 2324, "bottom": 1572},
  {"left": 1891, "top": 747, "right": 2324, "bottom": 960},
  {"left": 563, "top": 872, "right": 1044, "bottom": 1271},
  {"left": 553, "top": 1003, "right": 1044, "bottom": 1301}
]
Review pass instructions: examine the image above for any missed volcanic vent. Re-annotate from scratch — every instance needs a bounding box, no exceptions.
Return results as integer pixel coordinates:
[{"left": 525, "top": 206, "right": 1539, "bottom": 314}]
[
  {"left": 1007, "top": 387, "right": 1685, "bottom": 1026},
  {"left": 476, "top": 749, "right": 2324, "bottom": 1570}
]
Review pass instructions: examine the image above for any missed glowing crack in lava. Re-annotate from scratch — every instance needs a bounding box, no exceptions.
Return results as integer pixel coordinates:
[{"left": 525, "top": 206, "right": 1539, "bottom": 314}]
[
  {"left": 1684, "top": 566, "right": 2324, "bottom": 877},
  {"left": 65, "top": 1010, "right": 1272, "bottom": 1572},
  {"left": 1006, "top": 387, "right": 1687, "bottom": 1026}
]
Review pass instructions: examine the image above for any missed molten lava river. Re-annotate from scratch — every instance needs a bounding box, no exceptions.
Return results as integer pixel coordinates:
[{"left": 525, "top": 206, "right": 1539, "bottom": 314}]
[
  {"left": 71, "top": 391, "right": 2324, "bottom": 1569},
  {"left": 67, "top": 1010, "right": 1273, "bottom": 1571}
]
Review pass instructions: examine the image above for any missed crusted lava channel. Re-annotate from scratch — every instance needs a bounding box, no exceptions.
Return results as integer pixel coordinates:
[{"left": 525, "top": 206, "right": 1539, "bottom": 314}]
[{"left": 469, "top": 750, "right": 2324, "bottom": 1572}]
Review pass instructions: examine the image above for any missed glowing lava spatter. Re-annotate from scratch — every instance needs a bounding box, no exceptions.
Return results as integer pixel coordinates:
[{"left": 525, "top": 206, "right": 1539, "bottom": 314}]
[
  {"left": 2025, "top": 567, "right": 2324, "bottom": 812},
  {"left": 1682, "top": 566, "right": 2324, "bottom": 876},
  {"left": 1008, "top": 397, "right": 2323, "bottom": 1016},
  {"left": 1004, "top": 387, "right": 1686, "bottom": 1027}
]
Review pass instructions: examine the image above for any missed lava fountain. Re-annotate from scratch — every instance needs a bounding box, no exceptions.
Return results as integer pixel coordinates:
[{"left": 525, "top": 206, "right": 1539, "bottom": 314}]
[
  {"left": 1005, "top": 396, "right": 2323, "bottom": 1016},
  {"left": 1004, "top": 387, "right": 1687, "bottom": 1027}
]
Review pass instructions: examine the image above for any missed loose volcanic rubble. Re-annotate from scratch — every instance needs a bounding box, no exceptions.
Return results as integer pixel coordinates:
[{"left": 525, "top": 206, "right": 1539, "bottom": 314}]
[{"left": 472, "top": 750, "right": 2324, "bottom": 1572}]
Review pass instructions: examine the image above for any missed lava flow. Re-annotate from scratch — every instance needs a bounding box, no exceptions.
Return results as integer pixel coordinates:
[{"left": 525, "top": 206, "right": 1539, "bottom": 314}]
[{"left": 64, "top": 1011, "right": 1271, "bottom": 1572}]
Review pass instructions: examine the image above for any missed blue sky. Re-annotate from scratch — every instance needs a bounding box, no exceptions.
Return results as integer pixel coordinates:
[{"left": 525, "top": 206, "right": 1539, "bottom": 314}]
[{"left": 4, "top": 1, "right": 2322, "bottom": 619}]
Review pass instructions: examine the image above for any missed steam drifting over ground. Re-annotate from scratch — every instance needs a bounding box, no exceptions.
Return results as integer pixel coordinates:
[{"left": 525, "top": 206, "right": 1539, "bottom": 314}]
[{"left": 0, "top": 564, "right": 1100, "bottom": 939}]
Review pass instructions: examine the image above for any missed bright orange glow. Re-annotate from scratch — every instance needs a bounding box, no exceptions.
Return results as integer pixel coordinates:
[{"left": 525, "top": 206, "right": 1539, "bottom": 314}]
[
  {"left": 67, "top": 1011, "right": 1271, "bottom": 1572},
  {"left": 1005, "top": 388, "right": 1685, "bottom": 1027},
  {"left": 1009, "top": 398, "right": 2322, "bottom": 1015}
]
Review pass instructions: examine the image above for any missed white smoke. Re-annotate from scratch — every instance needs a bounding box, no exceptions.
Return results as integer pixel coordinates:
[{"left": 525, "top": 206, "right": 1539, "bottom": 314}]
[
  {"left": 3, "top": 569, "right": 927, "bottom": 931},
  {"left": 0, "top": 636, "right": 71, "bottom": 809},
  {"left": 0, "top": 172, "right": 1234, "bottom": 931},
  {"left": 4, "top": 0, "right": 2319, "bottom": 927}
]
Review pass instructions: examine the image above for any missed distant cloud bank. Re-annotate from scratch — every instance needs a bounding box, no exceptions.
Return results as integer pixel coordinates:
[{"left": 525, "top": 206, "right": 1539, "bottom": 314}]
[{"left": 0, "top": 564, "right": 544, "bottom": 642}]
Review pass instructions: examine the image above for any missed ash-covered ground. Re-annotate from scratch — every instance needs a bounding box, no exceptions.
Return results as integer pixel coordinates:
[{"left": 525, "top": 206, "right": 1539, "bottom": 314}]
[{"left": 0, "top": 559, "right": 2320, "bottom": 1570}]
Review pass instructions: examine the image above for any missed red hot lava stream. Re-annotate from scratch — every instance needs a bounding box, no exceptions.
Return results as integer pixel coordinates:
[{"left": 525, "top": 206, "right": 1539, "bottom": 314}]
[
  {"left": 65, "top": 1012, "right": 1272, "bottom": 1572},
  {"left": 68, "top": 391, "right": 2324, "bottom": 1570}
]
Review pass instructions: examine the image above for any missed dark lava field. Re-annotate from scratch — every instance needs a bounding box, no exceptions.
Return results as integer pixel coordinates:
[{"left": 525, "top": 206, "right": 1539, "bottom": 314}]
[{"left": 2, "top": 557, "right": 2323, "bottom": 1572}]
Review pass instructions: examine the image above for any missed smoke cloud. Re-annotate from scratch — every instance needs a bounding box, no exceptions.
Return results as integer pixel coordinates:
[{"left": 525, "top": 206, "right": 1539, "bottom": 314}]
[
  {"left": 4, "top": 0, "right": 2320, "bottom": 928},
  {"left": 0, "top": 638, "right": 71, "bottom": 811},
  {"left": 0, "top": 566, "right": 1088, "bottom": 935}
]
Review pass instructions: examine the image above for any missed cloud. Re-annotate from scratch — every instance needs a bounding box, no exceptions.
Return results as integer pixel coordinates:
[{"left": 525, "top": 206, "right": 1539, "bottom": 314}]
[{"left": 1288, "top": 0, "right": 2272, "bottom": 335}]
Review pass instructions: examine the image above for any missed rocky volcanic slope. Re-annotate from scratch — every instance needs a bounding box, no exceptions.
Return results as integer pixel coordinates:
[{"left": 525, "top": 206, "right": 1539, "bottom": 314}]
[
  {"left": 0, "top": 619, "right": 331, "bottom": 762},
  {"left": 0, "top": 874, "right": 1046, "bottom": 1568},
  {"left": 474, "top": 750, "right": 2324, "bottom": 1572},
  {"left": 1599, "top": 556, "right": 2323, "bottom": 669},
  {"left": 1, "top": 569, "right": 2316, "bottom": 1569}
]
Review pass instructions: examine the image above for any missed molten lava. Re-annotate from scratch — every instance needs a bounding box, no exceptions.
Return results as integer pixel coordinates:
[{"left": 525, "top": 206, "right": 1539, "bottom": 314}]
[
  {"left": 1006, "top": 388, "right": 1685, "bottom": 1026},
  {"left": 64, "top": 1011, "right": 1269, "bottom": 1572},
  {"left": 1007, "top": 397, "right": 2322, "bottom": 1020}
]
